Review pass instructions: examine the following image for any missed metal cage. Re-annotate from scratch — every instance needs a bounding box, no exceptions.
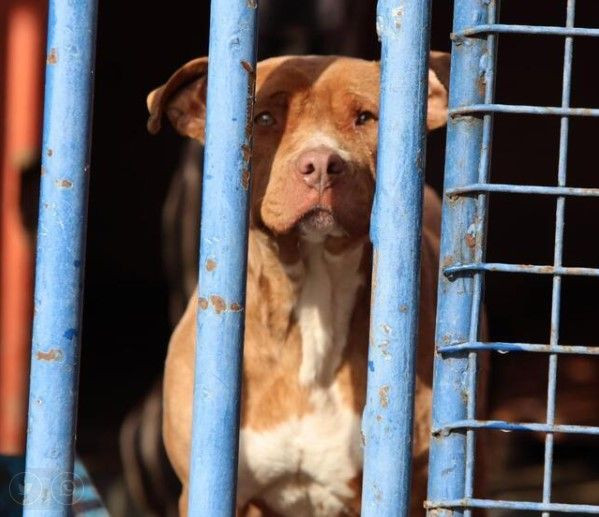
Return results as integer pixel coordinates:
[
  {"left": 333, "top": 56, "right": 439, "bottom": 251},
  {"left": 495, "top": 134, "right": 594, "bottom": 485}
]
[
  {"left": 21, "top": 0, "right": 599, "bottom": 515},
  {"left": 426, "top": 0, "right": 599, "bottom": 515}
]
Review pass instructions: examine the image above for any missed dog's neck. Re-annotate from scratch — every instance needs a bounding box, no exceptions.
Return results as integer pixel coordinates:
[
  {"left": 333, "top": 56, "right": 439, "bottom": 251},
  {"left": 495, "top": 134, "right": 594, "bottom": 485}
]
[
  {"left": 294, "top": 239, "right": 365, "bottom": 386},
  {"left": 249, "top": 228, "right": 368, "bottom": 387}
]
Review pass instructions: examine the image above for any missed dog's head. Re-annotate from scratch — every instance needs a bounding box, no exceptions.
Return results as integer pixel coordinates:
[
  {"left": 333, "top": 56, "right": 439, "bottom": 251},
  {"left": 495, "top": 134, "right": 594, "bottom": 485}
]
[{"left": 148, "top": 55, "right": 449, "bottom": 247}]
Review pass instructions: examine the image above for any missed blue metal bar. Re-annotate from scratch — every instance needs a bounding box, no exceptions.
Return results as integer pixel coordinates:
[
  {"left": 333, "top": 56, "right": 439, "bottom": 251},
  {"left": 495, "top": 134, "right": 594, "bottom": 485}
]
[
  {"left": 432, "top": 420, "right": 599, "bottom": 437},
  {"left": 426, "top": 1, "right": 489, "bottom": 515},
  {"left": 426, "top": 498, "right": 599, "bottom": 514},
  {"left": 447, "top": 183, "right": 599, "bottom": 197},
  {"left": 361, "top": 1, "right": 432, "bottom": 515},
  {"left": 444, "top": 263, "right": 599, "bottom": 278},
  {"left": 24, "top": 1, "right": 98, "bottom": 514},
  {"left": 451, "top": 104, "right": 599, "bottom": 117},
  {"left": 438, "top": 341, "right": 599, "bottom": 356},
  {"left": 187, "top": 0, "right": 257, "bottom": 514},
  {"left": 463, "top": 3, "right": 498, "bottom": 514},
  {"left": 453, "top": 24, "right": 599, "bottom": 38},
  {"left": 542, "top": 3, "right": 576, "bottom": 515}
]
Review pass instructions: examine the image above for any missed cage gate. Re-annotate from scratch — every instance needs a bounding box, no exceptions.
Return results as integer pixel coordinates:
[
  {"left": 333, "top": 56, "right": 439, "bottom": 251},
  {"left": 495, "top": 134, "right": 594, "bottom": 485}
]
[{"left": 426, "top": 0, "right": 599, "bottom": 516}]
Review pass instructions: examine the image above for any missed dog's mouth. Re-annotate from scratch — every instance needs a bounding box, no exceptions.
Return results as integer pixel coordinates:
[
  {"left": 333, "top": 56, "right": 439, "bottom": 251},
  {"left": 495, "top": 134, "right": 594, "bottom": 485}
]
[{"left": 297, "top": 207, "right": 345, "bottom": 241}]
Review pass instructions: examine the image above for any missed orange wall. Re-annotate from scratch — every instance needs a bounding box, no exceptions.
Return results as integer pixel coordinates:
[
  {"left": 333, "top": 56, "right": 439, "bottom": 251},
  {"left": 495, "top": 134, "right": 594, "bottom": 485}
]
[{"left": 0, "top": 0, "right": 46, "bottom": 455}]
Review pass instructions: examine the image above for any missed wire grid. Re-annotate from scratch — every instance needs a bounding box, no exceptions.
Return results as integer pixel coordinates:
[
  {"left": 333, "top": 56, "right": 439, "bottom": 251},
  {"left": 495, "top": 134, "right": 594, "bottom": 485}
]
[{"left": 428, "top": 0, "right": 599, "bottom": 514}]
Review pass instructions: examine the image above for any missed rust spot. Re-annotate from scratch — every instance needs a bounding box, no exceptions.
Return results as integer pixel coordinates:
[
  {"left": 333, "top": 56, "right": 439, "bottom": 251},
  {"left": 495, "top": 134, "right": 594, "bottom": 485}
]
[
  {"left": 47, "top": 48, "right": 58, "bottom": 64},
  {"left": 230, "top": 303, "right": 243, "bottom": 312},
  {"left": 56, "top": 179, "right": 73, "bottom": 189},
  {"left": 378, "top": 385, "right": 390, "bottom": 408},
  {"left": 442, "top": 255, "right": 454, "bottom": 269},
  {"left": 241, "top": 60, "right": 257, "bottom": 140},
  {"left": 465, "top": 232, "right": 476, "bottom": 249},
  {"left": 47, "top": 148, "right": 53, "bottom": 157},
  {"left": 36, "top": 349, "right": 63, "bottom": 362},
  {"left": 41, "top": 166, "right": 46, "bottom": 176},
  {"left": 241, "top": 169, "right": 250, "bottom": 190},
  {"left": 242, "top": 143, "right": 251, "bottom": 163},
  {"left": 198, "top": 297, "right": 209, "bottom": 310},
  {"left": 399, "top": 304, "right": 408, "bottom": 313},
  {"left": 210, "top": 295, "right": 226, "bottom": 314},
  {"left": 477, "top": 75, "right": 486, "bottom": 97},
  {"left": 241, "top": 60, "right": 254, "bottom": 74},
  {"left": 206, "top": 259, "right": 217, "bottom": 272},
  {"left": 461, "top": 389, "right": 468, "bottom": 404}
]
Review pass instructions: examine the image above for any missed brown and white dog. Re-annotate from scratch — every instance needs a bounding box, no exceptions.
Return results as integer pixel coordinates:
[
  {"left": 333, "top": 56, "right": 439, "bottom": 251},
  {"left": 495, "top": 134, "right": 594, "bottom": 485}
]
[{"left": 147, "top": 54, "right": 449, "bottom": 516}]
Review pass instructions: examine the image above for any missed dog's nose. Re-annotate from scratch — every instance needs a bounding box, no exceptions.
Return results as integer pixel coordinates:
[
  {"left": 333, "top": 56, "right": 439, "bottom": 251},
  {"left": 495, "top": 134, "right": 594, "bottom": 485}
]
[{"left": 296, "top": 147, "right": 347, "bottom": 191}]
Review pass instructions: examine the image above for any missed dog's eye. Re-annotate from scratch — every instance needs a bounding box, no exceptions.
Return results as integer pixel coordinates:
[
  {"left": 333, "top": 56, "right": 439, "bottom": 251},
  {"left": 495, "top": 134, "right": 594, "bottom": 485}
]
[
  {"left": 254, "top": 111, "right": 276, "bottom": 126},
  {"left": 355, "top": 111, "right": 377, "bottom": 126}
]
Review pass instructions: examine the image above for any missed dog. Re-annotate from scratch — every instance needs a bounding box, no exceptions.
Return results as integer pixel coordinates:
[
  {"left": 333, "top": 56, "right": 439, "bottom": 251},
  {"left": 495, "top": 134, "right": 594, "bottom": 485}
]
[{"left": 147, "top": 53, "right": 449, "bottom": 516}]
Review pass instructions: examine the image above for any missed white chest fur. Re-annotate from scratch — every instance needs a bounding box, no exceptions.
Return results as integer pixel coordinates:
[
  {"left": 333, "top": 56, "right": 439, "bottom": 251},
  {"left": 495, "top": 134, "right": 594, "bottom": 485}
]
[
  {"left": 238, "top": 386, "right": 363, "bottom": 516},
  {"left": 236, "top": 241, "right": 366, "bottom": 515},
  {"left": 296, "top": 242, "right": 365, "bottom": 386}
]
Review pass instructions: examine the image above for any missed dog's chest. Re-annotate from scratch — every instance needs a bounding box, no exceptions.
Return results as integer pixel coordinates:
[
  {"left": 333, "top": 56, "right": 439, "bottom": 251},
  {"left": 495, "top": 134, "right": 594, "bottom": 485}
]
[
  {"left": 237, "top": 241, "right": 366, "bottom": 515},
  {"left": 238, "top": 386, "right": 362, "bottom": 516}
]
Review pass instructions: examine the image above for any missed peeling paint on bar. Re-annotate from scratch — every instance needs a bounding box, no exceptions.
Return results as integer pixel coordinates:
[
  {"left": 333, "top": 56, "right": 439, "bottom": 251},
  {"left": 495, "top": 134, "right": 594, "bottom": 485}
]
[
  {"left": 187, "top": 0, "right": 258, "bottom": 515},
  {"left": 24, "top": 0, "right": 98, "bottom": 514},
  {"left": 361, "top": 1, "right": 432, "bottom": 516}
]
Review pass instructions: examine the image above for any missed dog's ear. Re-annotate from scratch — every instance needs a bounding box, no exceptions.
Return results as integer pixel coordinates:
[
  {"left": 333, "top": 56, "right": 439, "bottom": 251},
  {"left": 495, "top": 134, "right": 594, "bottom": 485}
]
[
  {"left": 427, "top": 51, "right": 450, "bottom": 131},
  {"left": 147, "top": 57, "right": 209, "bottom": 141}
]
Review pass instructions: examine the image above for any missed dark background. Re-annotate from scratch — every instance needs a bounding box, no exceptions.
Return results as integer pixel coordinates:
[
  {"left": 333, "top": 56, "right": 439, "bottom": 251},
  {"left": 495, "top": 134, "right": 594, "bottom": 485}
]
[{"left": 78, "top": 0, "right": 599, "bottom": 513}]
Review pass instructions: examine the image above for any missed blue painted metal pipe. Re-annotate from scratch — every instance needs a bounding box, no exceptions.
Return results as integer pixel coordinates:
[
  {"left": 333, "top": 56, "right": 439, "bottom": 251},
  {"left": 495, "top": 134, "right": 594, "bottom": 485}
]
[
  {"left": 361, "top": 1, "right": 432, "bottom": 515},
  {"left": 438, "top": 341, "right": 599, "bottom": 356},
  {"left": 451, "top": 103, "right": 599, "bottom": 117},
  {"left": 433, "top": 420, "right": 599, "bottom": 437},
  {"left": 426, "top": 498, "right": 599, "bottom": 514},
  {"left": 454, "top": 23, "right": 599, "bottom": 38},
  {"left": 444, "top": 262, "right": 599, "bottom": 277},
  {"left": 187, "top": 0, "right": 258, "bottom": 515},
  {"left": 24, "top": 1, "right": 98, "bottom": 514},
  {"left": 447, "top": 183, "right": 599, "bottom": 197},
  {"left": 426, "top": 1, "right": 490, "bottom": 516}
]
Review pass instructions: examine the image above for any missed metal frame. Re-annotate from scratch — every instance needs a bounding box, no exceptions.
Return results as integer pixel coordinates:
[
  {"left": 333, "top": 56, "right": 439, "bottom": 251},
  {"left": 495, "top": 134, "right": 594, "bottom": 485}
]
[{"left": 426, "top": 0, "right": 599, "bottom": 515}]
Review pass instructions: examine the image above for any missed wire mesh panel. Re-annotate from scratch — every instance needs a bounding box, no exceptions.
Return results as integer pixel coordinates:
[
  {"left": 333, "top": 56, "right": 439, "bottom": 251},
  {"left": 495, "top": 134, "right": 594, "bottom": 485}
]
[{"left": 426, "top": 0, "right": 599, "bottom": 515}]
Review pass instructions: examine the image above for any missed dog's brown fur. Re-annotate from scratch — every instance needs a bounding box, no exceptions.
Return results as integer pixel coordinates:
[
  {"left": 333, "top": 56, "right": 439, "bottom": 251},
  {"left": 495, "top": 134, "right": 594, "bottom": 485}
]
[{"left": 148, "top": 54, "right": 449, "bottom": 516}]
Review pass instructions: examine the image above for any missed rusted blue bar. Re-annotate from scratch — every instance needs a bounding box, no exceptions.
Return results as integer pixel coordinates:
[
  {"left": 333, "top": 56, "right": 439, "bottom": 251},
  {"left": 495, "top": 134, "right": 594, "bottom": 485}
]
[
  {"left": 447, "top": 183, "right": 599, "bottom": 197},
  {"left": 361, "top": 0, "right": 432, "bottom": 515},
  {"left": 426, "top": 1, "right": 490, "bottom": 516},
  {"left": 433, "top": 420, "right": 599, "bottom": 437},
  {"left": 438, "top": 341, "right": 599, "bottom": 356},
  {"left": 451, "top": 103, "right": 599, "bottom": 117},
  {"left": 187, "top": 0, "right": 258, "bottom": 514},
  {"left": 444, "top": 262, "right": 599, "bottom": 277},
  {"left": 426, "top": 498, "right": 599, "bottom": 514},
  {"left": 454, "top": 23, "right": 599, "bottom": 38},
  {"left": 24, "top": 0, "right": 98, "bottom": 514}
]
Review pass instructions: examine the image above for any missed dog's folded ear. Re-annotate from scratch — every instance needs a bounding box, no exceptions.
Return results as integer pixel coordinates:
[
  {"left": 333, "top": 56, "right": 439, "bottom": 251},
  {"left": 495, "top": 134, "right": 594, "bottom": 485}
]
[
  {"left": 427, "top": 51, "right": 451, "bottom": 131},
  {"left": 146, "top": 57, "right": 209, "bottom": 141}
]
